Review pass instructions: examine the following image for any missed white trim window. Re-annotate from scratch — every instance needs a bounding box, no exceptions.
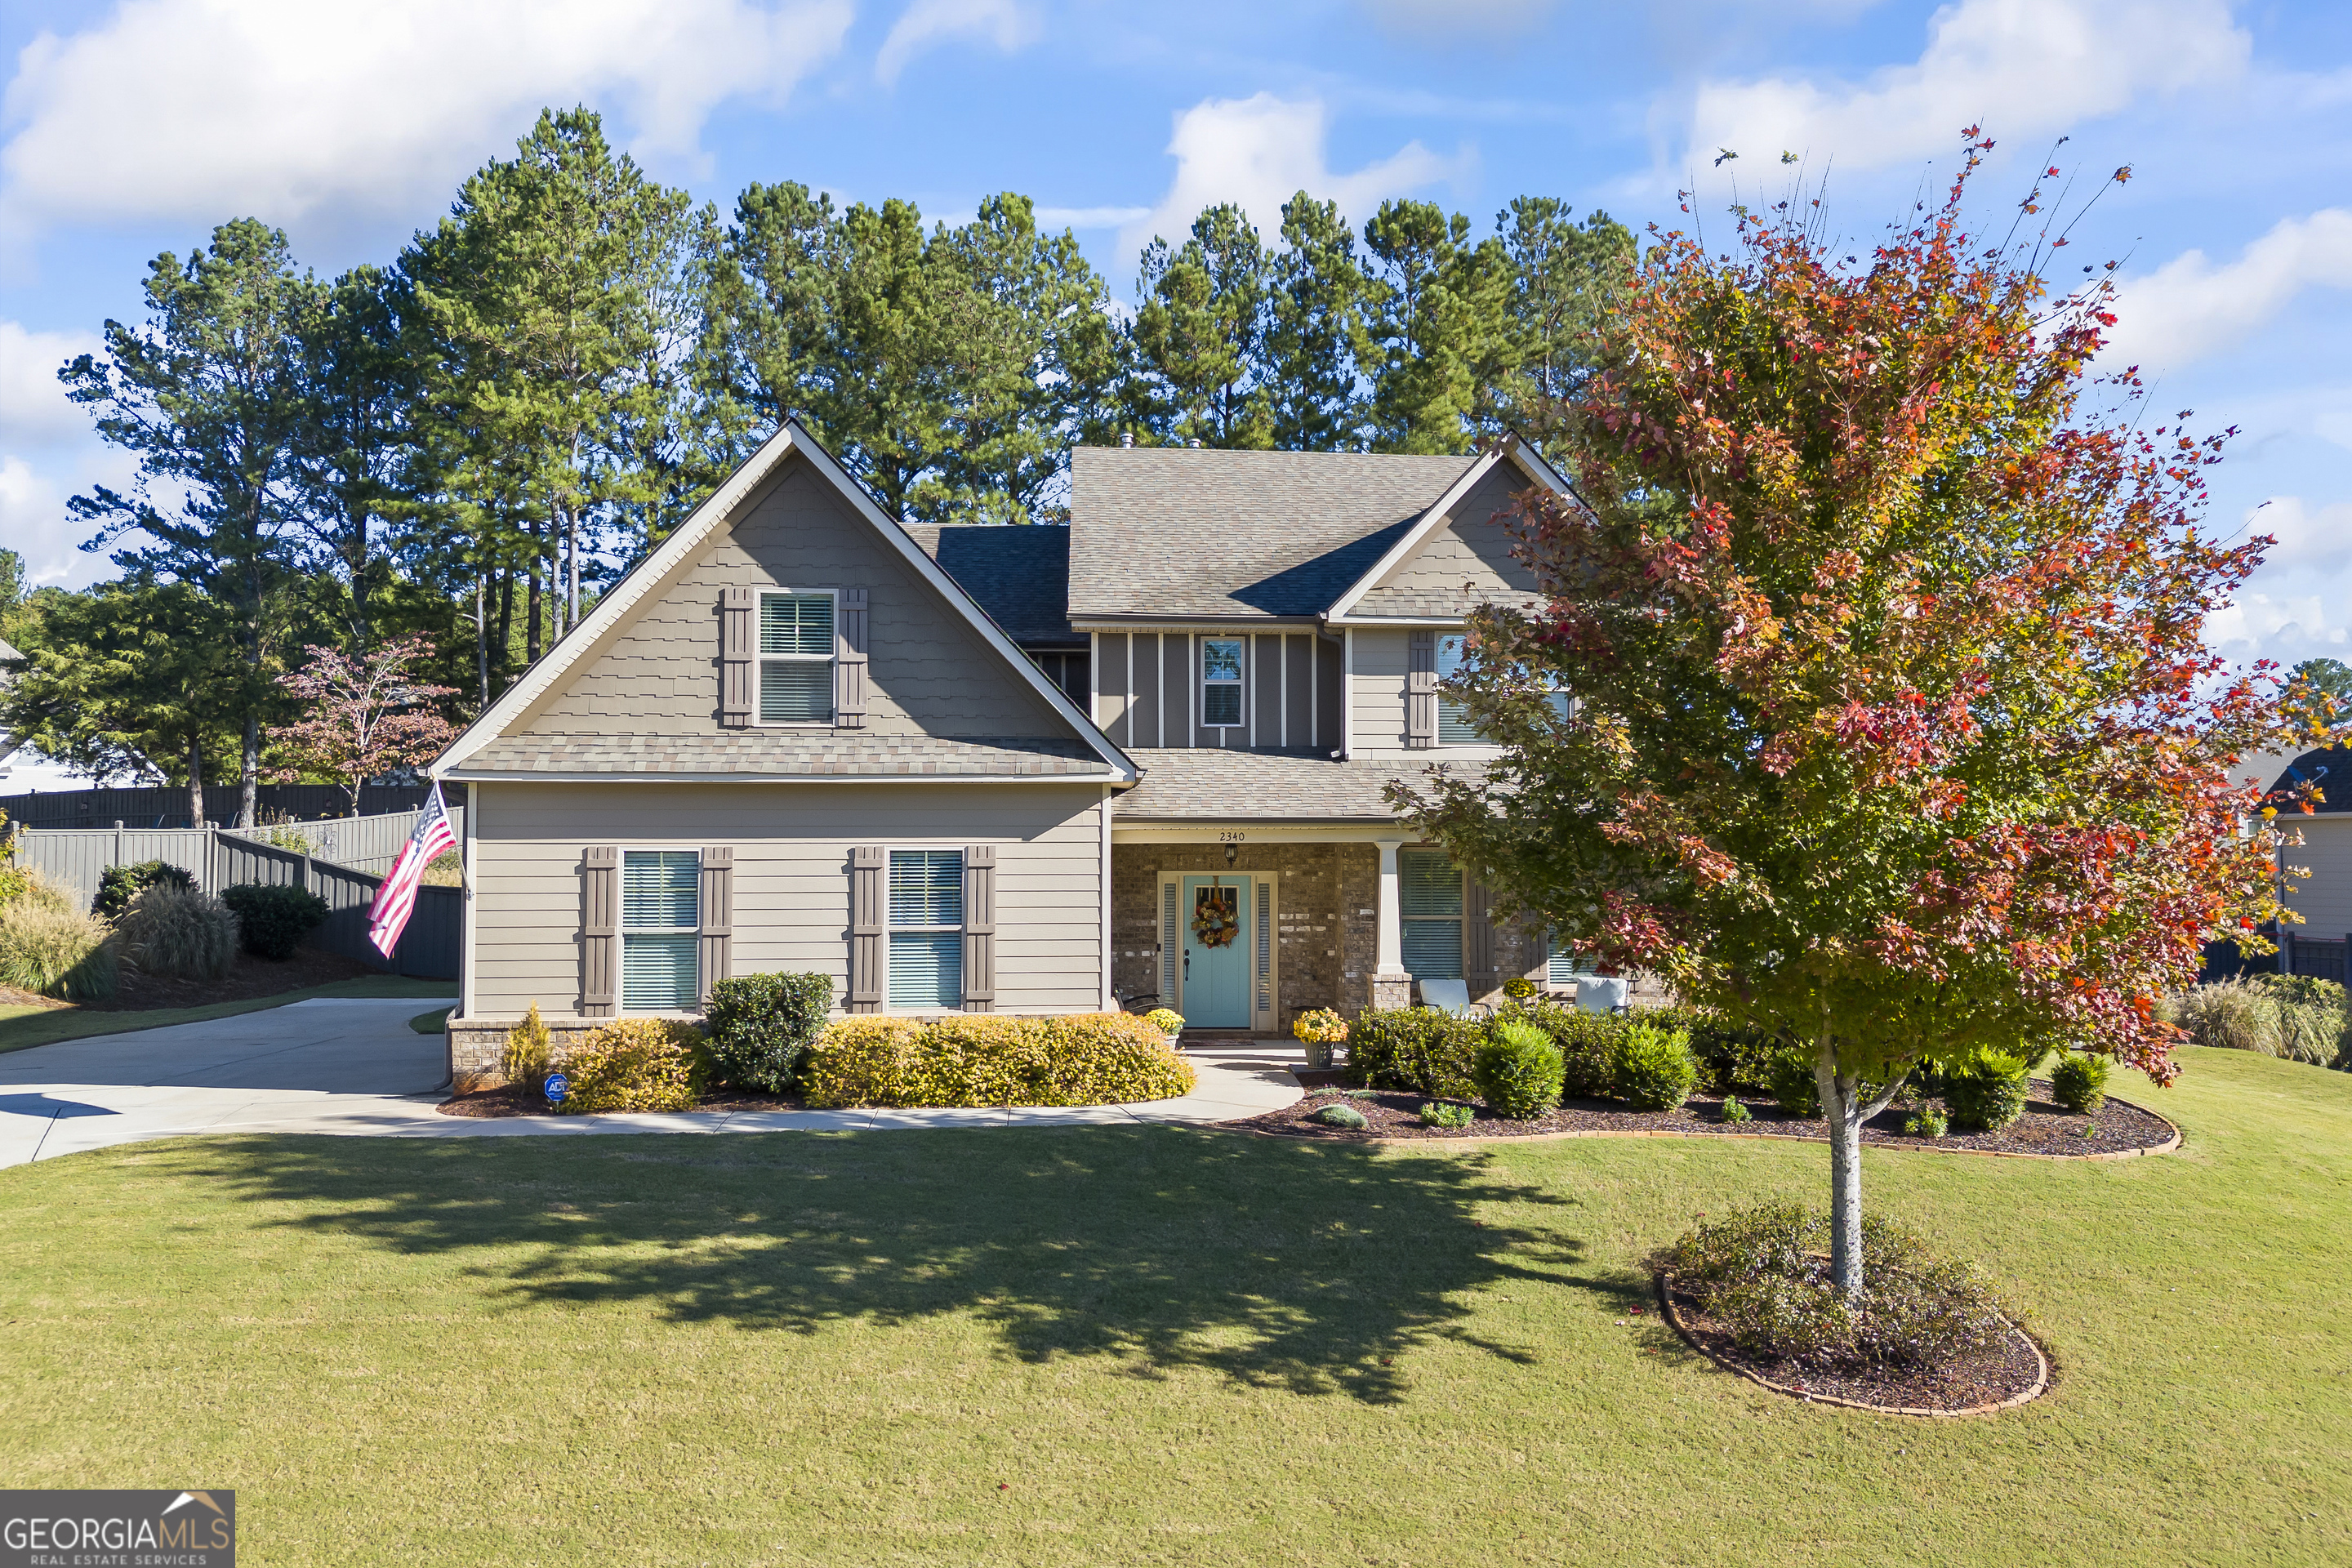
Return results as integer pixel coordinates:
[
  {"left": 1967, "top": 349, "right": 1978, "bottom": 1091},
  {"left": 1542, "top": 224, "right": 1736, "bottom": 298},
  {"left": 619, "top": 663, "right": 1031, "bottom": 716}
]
[
  {"left": 760, "top": 590, "right": 835, "bottom": 724},
  {"left": 1436, "top": 635, "right": 1481, "bottom": 745},
  {"left": 1399, "top": 849, "right": 1463, "bottom": 979},
  {"left": 1547, "top": 938, "right": 1600, "bottom": 989},
  {"left": 889, "top": 849, "right": 964, "bottom": 1009},
  {"left": 1201, "top": 637, "right": 1245, "bottom": 728},
  {"left": 621, "top": 849, "right": 700, "bottom": 1011}
]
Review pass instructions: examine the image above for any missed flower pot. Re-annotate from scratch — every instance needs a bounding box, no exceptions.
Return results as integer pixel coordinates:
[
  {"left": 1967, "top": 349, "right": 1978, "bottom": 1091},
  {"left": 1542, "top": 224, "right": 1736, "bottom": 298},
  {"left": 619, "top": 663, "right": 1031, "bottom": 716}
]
[{"left": 1301, "top": 1039, "right": 1334, "bottom": 1069}]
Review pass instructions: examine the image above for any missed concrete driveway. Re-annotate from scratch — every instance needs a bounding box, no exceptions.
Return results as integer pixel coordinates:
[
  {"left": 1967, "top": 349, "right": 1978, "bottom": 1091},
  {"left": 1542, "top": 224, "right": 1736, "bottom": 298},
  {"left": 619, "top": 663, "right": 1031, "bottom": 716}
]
[{"left": 0, "top": 1001, "right": 1303, "bottom": 1167}]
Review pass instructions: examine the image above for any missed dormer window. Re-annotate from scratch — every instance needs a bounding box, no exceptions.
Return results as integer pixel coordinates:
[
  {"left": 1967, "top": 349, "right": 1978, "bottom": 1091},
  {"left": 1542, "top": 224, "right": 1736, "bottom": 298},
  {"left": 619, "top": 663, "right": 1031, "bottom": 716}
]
[
  {"left": 1201, "top": 638, "right": 1244, "bottom": 728},
  {"left": 760, "top": 590, "right": 835, "bottom": 724}
]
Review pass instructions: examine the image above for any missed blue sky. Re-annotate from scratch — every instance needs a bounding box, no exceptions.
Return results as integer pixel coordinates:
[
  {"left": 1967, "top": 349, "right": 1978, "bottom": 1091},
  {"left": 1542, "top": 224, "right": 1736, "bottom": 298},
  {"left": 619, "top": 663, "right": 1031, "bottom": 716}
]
[{"left": 2, "top": 0, "right": 2349, "bottom": 691}]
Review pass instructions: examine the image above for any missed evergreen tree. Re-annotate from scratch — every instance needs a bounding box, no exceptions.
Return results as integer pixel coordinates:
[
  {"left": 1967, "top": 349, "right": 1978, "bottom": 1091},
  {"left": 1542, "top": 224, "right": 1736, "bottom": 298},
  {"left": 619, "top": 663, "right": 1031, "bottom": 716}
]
[
  {"left": 60, "top": 216, "right": 318, "bottom": 826},
  {"left": 1263, "top": 193, "right": 1370, "bottom": 452},
  {"left": 290, "top": 264, "right": 419, "bottom": 653},
  {"left": 1490, "top": 198, "right": 1636, "bottom": 439},
  {"left": 1358, "top": 199, "right": 1517, "bottom": 454},
  {"left": 1126, "top": 204, "right": 1272, "bottom": 448}
]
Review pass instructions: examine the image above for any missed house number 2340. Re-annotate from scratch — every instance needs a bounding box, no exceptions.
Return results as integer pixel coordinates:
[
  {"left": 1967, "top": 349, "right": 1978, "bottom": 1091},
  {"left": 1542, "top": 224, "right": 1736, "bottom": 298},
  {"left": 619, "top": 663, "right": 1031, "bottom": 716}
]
[{"left": 1218, "top": 831, "right": 1247, "bottom": 844}]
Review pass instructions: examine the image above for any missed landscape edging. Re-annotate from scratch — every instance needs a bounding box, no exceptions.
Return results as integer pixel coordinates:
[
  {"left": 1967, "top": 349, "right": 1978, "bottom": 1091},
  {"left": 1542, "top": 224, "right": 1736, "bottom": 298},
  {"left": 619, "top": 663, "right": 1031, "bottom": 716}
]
[
  {"left": 1655, "top": 1272, "right": 2051, "bottom": 1418},
  {"left": 1282, "top": 1091, "right": 2181, "bottom": 1161}
]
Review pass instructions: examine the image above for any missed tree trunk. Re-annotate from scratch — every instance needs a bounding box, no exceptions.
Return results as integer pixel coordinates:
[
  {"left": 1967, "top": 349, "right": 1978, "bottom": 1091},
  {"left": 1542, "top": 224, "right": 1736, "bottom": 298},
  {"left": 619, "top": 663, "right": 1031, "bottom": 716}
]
[
  {"left": 237, "top": 712, "right": 260, "bottom": 829},
  {"left": 495, "top": 567, "right": 514, "bottom": 691},
  {"left": 525, "top": 523, "right": 543, "bottom": 665},
  {"left": 1815, "top": 1040, "right": 1912, "bottom": 1301},
  {"left": 186, "top": 732, "right": 206, "bottom": 829},
  {"left": 475, "top": 573, "right": 489, "bottom": 709}
]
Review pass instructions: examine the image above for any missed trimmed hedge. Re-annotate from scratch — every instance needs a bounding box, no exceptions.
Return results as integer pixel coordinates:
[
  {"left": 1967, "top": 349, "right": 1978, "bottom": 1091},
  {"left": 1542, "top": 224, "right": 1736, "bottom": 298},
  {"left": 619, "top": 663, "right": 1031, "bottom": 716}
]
[
  {"left": 2050, "top": 1051, "right": 2110, "bottom": 1116},
  {"left": 705, "top": 970, "right": 833, "bottom": 1092},
  {"left": 1615, "top": 1020, "right": 1698, "bottom": 1111},
  {"left": 220, "top": 882, "right": 328, "bottom": 960},
  {"left": 1473, "top": 1019, "right": 1564, "bottom": 1120},
  {"left": 1342, "top": 1007, "right": 1485, "bottom": 1100},
  {"left": 1944, "top": 1049, "right": 2031, "bottom": 1131},
  {"left": 800, "top": 1012, "right": 1196, "bottom": 1109},
  {"left": 558, "top": 1018, "right": 710, "bottom": 1113}
]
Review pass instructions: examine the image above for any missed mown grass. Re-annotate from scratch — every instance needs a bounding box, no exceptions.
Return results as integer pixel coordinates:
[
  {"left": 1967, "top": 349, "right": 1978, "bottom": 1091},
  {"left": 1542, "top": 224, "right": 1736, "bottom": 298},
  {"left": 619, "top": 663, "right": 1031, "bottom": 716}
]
[
  {"left": 0, "top": 1047, "right": 2344, "bottom": 1565},
  {"left": 0, "top": 975, "right": 455, "bottom": 1055}
]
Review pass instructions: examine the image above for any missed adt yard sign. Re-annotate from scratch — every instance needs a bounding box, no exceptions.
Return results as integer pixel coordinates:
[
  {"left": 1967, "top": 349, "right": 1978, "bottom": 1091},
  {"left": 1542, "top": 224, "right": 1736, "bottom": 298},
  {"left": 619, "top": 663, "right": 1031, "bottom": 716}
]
[{"left": 543, "top": 1073, "right": 568, "bottom": 1105}]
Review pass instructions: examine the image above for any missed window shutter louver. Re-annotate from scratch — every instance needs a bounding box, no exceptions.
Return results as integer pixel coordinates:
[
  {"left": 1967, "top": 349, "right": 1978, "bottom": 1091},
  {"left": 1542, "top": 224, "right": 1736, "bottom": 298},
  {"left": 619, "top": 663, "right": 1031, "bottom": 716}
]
[
  {"left": 1465, "top": 875, "right": 1497, "bottom": 999},
  {"left": 962, "top": 845, "right": 996, "bottom": 1012},
  {"left": 720, "top": 586, "right": 755, "bottom": 727},
  {"left": 835, "top": 587, "right": 869, "bottom": 729},
  {"left": 698, "top": 847, "right": 733, "bottom": 1006},
  {"left": 582, "top": 846, "right": 620, "bottom": 1016},
  {"left": 849, "top": 845, "right": 885, "bottom": 1012},
  {"left": 1406, "top": 630, "right": 1437, "bottom": 748},
  {"left": 1161, "top": 880, "right": 1179, "bottom": 1004}
]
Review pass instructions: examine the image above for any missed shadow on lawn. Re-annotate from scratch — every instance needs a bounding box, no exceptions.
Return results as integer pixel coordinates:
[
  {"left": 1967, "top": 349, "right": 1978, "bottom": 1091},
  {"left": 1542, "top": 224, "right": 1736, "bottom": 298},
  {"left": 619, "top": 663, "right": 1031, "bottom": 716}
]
[{"left": 197, "top": 1125, "right": 1610, "bottom": 1403}]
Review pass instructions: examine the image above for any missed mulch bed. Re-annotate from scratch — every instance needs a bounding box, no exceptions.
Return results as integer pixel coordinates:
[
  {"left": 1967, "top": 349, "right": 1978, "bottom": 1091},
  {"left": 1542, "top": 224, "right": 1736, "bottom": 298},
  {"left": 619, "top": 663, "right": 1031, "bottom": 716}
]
[
  {"left": 1241, "top": 1080, "right": 2176, "bottom": 1157},
  {"left": 1658, "top": 1274, "right": 2048, "bottom": 1414},
  {"left": 0, "top": 984, "right": 70, "bottom": 1012},
  {"left": 436, "top": 1084, "right": 807, "bottom": 1118},
  {"left": 96, "top": 946, "right": 381, "bottom": 1012}
]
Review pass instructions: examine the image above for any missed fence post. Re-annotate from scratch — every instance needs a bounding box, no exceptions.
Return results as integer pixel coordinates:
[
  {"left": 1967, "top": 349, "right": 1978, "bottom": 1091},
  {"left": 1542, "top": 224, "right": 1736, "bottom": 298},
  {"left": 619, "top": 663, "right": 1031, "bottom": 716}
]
[
  {"left": 2282, "top": 927, "right": 2297, "bottom": 975},
  {"left": 298, "top": 851, "right": 312, "bottom": 897},
  {"left": 113, "top": 820, "right": 123, "bottom": 871}
]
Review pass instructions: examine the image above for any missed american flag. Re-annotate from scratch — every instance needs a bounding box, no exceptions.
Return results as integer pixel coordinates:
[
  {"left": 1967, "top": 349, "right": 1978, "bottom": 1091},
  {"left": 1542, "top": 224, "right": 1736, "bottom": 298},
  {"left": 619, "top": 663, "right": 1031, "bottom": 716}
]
[{"left": 368, "top": 782, "right": 457, "bottom": 959}]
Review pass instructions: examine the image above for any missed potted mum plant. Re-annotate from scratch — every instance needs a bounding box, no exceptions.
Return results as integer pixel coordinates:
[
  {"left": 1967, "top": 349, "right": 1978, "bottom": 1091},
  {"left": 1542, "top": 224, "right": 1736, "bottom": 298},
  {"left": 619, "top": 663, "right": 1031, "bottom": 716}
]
[
  {"left": 1292, "top": 1007, "right": 1350, "bottom": 1069},
  {"left": 1144, "top": 1008, "right": 1185, "bottom": 1048}
]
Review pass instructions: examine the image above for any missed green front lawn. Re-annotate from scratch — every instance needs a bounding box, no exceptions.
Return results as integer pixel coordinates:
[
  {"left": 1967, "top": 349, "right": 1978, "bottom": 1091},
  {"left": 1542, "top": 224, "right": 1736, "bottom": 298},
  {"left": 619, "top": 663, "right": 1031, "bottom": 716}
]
[
  {"left": 0, "top": 975, "right": 456, "bottom": 1055},
  {"left": 2, "top": 1048, "right": 2345, "bottom": 1565}
]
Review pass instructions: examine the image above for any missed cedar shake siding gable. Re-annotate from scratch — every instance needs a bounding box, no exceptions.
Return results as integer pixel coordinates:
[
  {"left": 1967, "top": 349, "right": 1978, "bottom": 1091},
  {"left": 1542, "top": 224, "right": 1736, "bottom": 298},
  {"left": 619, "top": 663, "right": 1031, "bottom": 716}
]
[
  {"left": 1348, "top": 461, "right": 1543, "bottom": 618},
  {"left": 516, "top": 456, "right": 1067, "bottom": 746}
]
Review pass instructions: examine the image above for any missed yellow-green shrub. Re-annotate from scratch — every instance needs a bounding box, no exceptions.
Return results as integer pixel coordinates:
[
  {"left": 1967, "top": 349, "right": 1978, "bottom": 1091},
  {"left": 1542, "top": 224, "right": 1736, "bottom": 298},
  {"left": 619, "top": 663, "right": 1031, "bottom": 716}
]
[
  {"left": 801, "top": 1011, "right": 1196, "bottom": 1108},
  {"left": 557, "top": 1018, "right": 710, "bottom": 1113}
]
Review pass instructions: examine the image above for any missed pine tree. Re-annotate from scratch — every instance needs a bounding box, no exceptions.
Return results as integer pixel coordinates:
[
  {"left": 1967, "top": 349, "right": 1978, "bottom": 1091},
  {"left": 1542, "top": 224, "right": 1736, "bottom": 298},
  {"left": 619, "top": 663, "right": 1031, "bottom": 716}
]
[
  {"left": 1126, "top": 204, "right": 1272, "bottom": 448},
  {"left": 1359, "top": 199, "right": 1517, "bottom": 454},
  {"left": 1263, "top": 193, "right": 1370, "bottom": 452}
]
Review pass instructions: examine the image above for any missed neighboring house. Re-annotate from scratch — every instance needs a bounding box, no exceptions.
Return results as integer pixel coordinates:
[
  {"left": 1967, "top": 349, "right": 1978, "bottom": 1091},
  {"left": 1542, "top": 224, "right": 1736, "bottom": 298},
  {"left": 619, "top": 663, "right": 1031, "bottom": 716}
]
[
  {"left": 2264, "top": 745, "right": 2352, "bottom": 982},
  {"left": 434, "top": 422, "right": 1578, "bottom": 1075}
]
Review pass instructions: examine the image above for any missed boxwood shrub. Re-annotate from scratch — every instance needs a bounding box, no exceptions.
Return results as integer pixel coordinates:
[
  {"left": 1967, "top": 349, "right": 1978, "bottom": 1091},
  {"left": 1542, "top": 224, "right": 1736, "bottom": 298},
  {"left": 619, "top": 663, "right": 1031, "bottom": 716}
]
[
  {"left": 220, "top": 882, "right": 328, "bottom": 960},
  {"left": 1342, "top": 1007, "right": 1484, "bottom": 1100},
  {"left": 704, "top": 970, "right": 833, "bottom": 1092},
  {"left": 1944, "top": 1049, "right": 2030, "bottom": 1131},
  {"left": 800, "top": 1011, "right": 1196, "bottom": 1109},
  {"left": 1472, "top": 1018, "right": 1565, "bottom": 1120},
  {"left": 94, "top": 859, "right": 197, "bottom": 920},
  {"left": 1768, "top": 1046, "right": 1821, "bottom": 1116},
  {"left": 2049, "top": 1051, "right": 2111, "bottom": 1116},
  {"left": 1490, "top": 998, "right": 1620, "bottom": 1098},
  {"left": 1614, "top": 1020, "right": 1698, "bottom": 1111}
]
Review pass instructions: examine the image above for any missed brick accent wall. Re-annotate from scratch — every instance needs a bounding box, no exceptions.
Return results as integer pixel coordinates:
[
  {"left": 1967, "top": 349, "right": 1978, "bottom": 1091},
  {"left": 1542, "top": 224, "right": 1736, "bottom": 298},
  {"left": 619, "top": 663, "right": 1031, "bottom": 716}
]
[{"left": 1111, "top": 843, "right": 1548, "bottom": 1029}]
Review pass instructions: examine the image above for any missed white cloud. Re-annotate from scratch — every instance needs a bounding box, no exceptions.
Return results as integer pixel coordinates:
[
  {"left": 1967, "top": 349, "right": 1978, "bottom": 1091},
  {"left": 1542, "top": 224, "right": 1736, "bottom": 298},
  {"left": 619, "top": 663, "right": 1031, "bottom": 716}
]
[
  {"left": 1356, "top": 0, "right": 1557, "bottom": 38},
  {"left": 0, "top": 321, "right": 99, "bottom": 447},
  {"left": 0, "top": 0, "right": 856, "bottom": 238},
  {"left": 2208, "top": 496, "right": 2352, "bottom": 667},
  {"left": 1119, "top": 94, "right": 1464, "bottom": 267},
  {"left": 2105, "top": 210, "right": 2352, "bottom": 373},
  {"left": 1686, "top": 0, "right": 2247, "bottom": 174},
  {"left": 874, "top": 0, "right": 1035, "bottom": 86}
]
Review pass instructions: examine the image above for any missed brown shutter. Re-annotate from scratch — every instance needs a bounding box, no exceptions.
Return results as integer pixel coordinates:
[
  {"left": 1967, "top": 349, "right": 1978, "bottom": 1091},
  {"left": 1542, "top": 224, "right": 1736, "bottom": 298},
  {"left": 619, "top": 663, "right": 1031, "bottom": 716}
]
[
  {"left": 962, "top": 845, "right": 996, "bottom": 1013},
  {"left": 1465, "top": 874, "right": 1497, "bottom": 1000},
  {"left": 698, "top": 846, "right": 733, "bottom": 1006},
  {"left": 1407, "top": 630, "right": 1437, "bottom": 748},
  {"left": 721, "top": 586, "right": 755, "bottom": 727},
  {"left": 849, "top": 845, "right": 885, "bottom": 1012},
  {"left": 582, "top": 846, "right": 619, "bottom": 1016},
  {"left": 835, "top": 587, "right": 869, "bottom": 729}
]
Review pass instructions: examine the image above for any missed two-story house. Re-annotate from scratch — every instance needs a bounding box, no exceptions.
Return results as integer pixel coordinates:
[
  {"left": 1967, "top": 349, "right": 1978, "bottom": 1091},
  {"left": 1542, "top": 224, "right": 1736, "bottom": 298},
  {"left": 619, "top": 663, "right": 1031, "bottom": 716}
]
[{"left": 434, "top": 422, "right": 1575, "bottom": 1076}]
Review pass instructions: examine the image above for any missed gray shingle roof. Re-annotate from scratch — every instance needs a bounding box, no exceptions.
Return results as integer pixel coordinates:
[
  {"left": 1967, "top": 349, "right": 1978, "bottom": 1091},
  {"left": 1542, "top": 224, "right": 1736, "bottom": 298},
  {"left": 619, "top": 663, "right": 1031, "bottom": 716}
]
[
  {"left": 1067, "top": 447, "right": 1477, "bottom": 620},
  {"left": 454, "top": 733, "right": 1112, "bottom": 777},
  {"left": 2273, "top": 746, "right": 2352, "bottom": 812},
  {"left": 1115, "top": 748, "right": 1480, "bottom": 820},
  {"left": 900, "top": 523, "right": 1080, "bottom": 647}
]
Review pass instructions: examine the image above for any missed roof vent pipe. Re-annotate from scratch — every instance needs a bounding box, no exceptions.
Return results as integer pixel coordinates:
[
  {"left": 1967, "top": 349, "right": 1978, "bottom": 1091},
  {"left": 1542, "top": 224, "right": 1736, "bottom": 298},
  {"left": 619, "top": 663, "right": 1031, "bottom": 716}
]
[
  {"left": 1187, "top": 438, "right": 1202, "bottom": 448},
  {"left": 1120, "top": 430, "right": 1134, "bottom": 448}
]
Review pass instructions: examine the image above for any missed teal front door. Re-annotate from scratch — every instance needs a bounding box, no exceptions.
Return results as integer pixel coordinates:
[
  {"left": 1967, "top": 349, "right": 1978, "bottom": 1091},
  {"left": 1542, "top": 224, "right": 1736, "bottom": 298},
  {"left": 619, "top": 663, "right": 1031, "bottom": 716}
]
[{"left": 1181, "top": 875, "right": 1252, "bottom": 1028}]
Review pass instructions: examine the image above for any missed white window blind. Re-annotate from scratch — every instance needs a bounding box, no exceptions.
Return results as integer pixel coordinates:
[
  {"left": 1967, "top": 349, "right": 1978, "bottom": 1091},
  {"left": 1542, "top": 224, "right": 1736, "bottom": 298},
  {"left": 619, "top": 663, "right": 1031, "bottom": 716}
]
[
  {"left": 1201, "top": 638, "right": 1243, "bottom": 728},
  {"left": 1547, "top": 939, "right": 1600, "bottom": 988},
  {"left": 760, "top": 591, "right": 834, "bottom": 723},
  {"left": 621, "top": 849, "right": 700, "bottom": 1011},
  {"left": 1436, "top": 635, "right": 1482, "bottom": 745},
  {"left": 889, "top": 849, "right": 963, "bottom": 1009},
  {"left": 1400, "top": 849, "right": 1463, "bottom": 979}
]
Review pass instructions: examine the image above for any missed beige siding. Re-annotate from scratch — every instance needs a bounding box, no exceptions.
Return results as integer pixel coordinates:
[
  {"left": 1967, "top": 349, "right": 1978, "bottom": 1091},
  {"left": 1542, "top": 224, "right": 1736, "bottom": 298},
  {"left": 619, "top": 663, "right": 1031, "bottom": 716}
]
[
  {"left": 470, "top": 780, "right": 1105, "bottom": 1018},
  {"left": 1350, "top": 628, "right": 1411, "bottom": 752},
  {"left": 1352, "top": 464, "right": 1539, "bottom": 617},
  {"left": 1090, "top": 628, "right": 1343, "bottom": 751},
  {"left": 519, "top": 455, "right": 1066, "bottom": 740},
  {"left": 2281, "top": 817, "right": 2352, "bottom": 938}
]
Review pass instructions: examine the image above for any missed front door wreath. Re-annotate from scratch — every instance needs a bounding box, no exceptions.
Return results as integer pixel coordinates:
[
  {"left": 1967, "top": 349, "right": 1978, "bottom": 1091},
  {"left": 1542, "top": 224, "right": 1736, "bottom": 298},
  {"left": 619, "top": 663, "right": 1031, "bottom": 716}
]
[{"left": 1192, "top": 880, "right": 1240, "bottom": 947}]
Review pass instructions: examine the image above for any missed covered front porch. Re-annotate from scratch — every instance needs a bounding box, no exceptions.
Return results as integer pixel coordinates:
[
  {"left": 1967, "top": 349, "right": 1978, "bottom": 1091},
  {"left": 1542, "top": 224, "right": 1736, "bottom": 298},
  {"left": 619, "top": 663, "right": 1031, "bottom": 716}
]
[{"left": 1108, "top": 825, "right": 1552, "bottom": 1035}]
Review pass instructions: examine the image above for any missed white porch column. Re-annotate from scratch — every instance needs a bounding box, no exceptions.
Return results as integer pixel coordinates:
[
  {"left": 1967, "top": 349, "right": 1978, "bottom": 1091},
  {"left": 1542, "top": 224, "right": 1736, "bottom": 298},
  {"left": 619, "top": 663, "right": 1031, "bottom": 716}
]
[{"left": 1373, "top": 836, "right": 1411, "bottom": 1009}]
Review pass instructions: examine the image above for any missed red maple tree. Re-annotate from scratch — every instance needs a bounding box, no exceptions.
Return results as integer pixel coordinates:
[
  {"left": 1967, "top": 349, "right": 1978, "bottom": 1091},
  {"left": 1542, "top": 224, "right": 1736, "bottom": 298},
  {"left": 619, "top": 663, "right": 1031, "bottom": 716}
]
[
  {"left": 1400, "top": 136, "right": 2323, "bottom": 1294},
  {"left": 269, "top": 636, "right": 458, "bottom": 817}
]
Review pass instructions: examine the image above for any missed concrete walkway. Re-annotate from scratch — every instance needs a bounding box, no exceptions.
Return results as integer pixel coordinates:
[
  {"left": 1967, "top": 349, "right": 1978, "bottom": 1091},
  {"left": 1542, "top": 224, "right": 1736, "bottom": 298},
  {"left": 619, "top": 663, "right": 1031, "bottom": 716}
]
[{"left": 0, "top": 1000, "right": 1307, "bottom": 1168}]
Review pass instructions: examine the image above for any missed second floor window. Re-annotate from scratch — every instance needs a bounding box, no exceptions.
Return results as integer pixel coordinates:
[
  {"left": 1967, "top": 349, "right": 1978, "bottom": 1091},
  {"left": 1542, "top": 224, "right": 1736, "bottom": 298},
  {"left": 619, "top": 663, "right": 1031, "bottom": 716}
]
[
  {"left": 1201, "top": 638, "right": 1244, "bottom": 728},
  {"left": 760, "top": 590, "right": 834, "bottom": 723},
  {"left": 1436, "top": 635, "right": 1481, "bottom": 745}
]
